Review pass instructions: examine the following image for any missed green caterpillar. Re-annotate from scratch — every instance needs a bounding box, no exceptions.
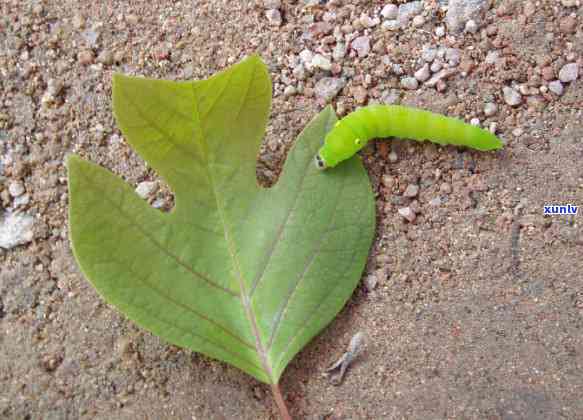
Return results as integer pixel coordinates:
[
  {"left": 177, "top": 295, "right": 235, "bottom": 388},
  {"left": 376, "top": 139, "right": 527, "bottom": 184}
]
[{"left": 315, "top": 104, "right": 503, "bottom": 169}]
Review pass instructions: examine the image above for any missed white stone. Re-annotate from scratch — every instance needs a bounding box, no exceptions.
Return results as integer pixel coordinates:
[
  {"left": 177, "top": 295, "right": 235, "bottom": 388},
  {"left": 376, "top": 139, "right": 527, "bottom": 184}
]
[
  {"left": 502, "top": 86, "right": 522, "bottom": 106},
  {"left": 0, "top": 212, "right": 35, "bottom": 249},
  {"left": 465, "top": 19, "right": 479, "bottom": 33},
  {"left": 135, "top": 181, "right": 158, "bottom": 199},
  {"left": 548, "top": 80, "right": 564, "bottom": 96},
  {"left": 414, "top": 64, "right": 431, "bottom": 82},
  {"left": 558, "top": 63, "right": 579, "bottom": 83},
  {"left": 8, "top": 181, "right": 25, "bottom": 197},
  {"left": 380, "top": 4, "right": 398, "bottom": 20},
  {"left": 332, "top": 42, "right": 347, "bottom": 61},
  {"left": 351, "top": 36, "right": 371, "bottom": 58},
  {"left": 311, "top": 54, "right": 332, "bottom": 71},
  {"left": 398, "top": 207, "right": 416, "bottom": 222},
  {"left": 265, "top": 9, "right": 282, "bottom": 26},
  {"left": 400, "top": 76, "right": 419, "bottom": 90},
  {"left": 404, "top": 184, "right": 419, "bottom": 198},
  {"left": 484, "top": 102, "right": 498, "bottom": 117},
  {"left": 263, "top": 0, "right": 281, "bottom": 9},
  {"left": 314, "top": 77, "right": 346, "bottom": 101}
]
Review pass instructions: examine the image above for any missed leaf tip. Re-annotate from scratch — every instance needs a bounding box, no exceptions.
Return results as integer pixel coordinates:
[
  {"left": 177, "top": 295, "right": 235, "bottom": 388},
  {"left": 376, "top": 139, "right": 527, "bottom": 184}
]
[{"left": 65, "top": 153, "right": 81, "bottom": 172}]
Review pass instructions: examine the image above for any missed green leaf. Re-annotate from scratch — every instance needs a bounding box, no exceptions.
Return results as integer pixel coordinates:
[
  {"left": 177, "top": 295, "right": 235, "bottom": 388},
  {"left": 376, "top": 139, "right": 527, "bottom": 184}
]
[{"left": 67, "top": 55, "right": 375, "bottom": 384}]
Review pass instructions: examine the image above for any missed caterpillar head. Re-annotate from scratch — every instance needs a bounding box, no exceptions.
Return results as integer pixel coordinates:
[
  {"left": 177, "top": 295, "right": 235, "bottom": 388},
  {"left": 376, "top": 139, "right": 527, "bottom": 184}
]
[{"left": 314, "top": 153, "right": 327, "bottom": 170}]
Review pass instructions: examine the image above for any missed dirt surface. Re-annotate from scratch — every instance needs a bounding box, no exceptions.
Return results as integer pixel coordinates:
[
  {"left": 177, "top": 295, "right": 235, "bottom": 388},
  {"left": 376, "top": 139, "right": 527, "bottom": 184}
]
[{"left": 1, "top": 0, "right": 582, "bottom": 419}]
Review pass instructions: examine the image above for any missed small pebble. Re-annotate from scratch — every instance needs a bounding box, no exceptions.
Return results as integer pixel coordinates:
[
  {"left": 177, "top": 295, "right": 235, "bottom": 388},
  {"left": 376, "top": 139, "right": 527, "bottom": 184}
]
[
  {"left": 435, "top": 26, "right": 445, "bottom": 38},
  {"left": 96, "top": 49, "right": 114, "bottom": 65},
  {"left": 78, "top": 50, "right": 94, "bottom": 65},
  {"left": 470, "top": 118, "right": 480, "bottom": 126},
  {"left": 311, "top": 54, "right": 332, "bottom": 71},
  {"left": 558, "top": 63, "right": 579, "bottom": 83},
  {"left": 440, "top": 183, "right": 452, "bottom": 194},
  {"left": 299, "top": 49, "right": 314, "bottom": 68},
  {"left": 8, "top": 181, "right": 25, "bottom": 197},
  {"left": 430, "top": 60, "right": 443, "bottom": 72},
  {"left": 403, "top": 184, "right": 419, "bottom": 198},
  {"left": 360, "top": 14, "right": 380, "bottom": 28},
  {"left": 398, "top": 1, "right": 424, "bottom": 25},
  {"left": 314, "top": 77, "right": 346, "bottom": 101},
  {"left": 502, "top": 86, "right": 522, "bottom": 106},
  {"left": 422, "top": 47, "right": 437, "bottom": 63},
  {"left": 351, "top": 36, "right": 371, "bottom": 58},
  {"left": 414, "top": 64, "right": 430, "bottom": 82},
  {"left": 484, "top": 102, "right": 498, "bottom": 117},
  {"left": 412, "top": 15, "right": 425, "bottom": 27},
  {"left": 0, "top": 212, "right": 35, "bottom": 249},
  {"left": 125, "top": 14, "right": 139, "bottom": 25},
  {"left": 425, "top": 68, "right": 457, "bottom": 87},
  {"left": 465, "top": 19, "right": 478, "bottom": 34},
  {"left": 429, "top": 196, "right": 442, "bottom": 206},
  {"left": 283, "top": 85, "right": 297, "bottom": 97},
  {"left": 381, "top": 89, "right": 400, "bottom": 105},
  {"left": 380, "top": 4, "right": 398, "bottom": 20},
  {"left": 364, "top": 273, "right": 378, "bottom": 290},
  {"left": 398, "top": 207, "right": 416, "bottom": 223},
  {"left": 135, "top": 181, "right": 158, "bottom": 199},
  {"left": 541, "top": 66, "right": 555, "bottom": 81},
  {"left": 292, "top": 64, "right": 306, "bottom": 80},
  {"left": 352, "top": 86, "right": 368, "bottom": 104},
  {"left": 548, "top": 80, "right": 564, "bottom": 96},
  {"left": 388, "top": 151, "right": 398, "bottom": 163},
  {"left": 263, "top": 0, "right": 281, "bottom": 8},
  {"left": 559, "top": 16, "right": 577, "bottom": 34},
  {"left": 485, "top": 50, "right": 500, "bottom": 65},
  {"left": 72, "top": 14, "right": 85, "bottom": 30},
  {"left": 382, "top": 20, "right": 401, "bottom": 31},
  {"left": 332, "top": 42, "right": 347, "bottom": 61},
  {"left": 512, "top": 128, "right": 524, "bottom": 137},
  {"left": 400, "top": 76, "right": 419, "bottom": 90},
  {"left": 265, "top": 9, "right": 282, "bottom": 26},
  {"left": 445, "top": 48, "right": 461, "bottom": 67}
]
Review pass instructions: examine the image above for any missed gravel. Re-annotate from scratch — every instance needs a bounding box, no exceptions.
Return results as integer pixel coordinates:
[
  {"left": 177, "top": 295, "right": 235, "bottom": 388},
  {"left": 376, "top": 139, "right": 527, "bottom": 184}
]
[
  {"left": 2, "top": 0, "right": 583, "bottom": 418},
  {"left": 446, "top": 0, "right": 489, "bottom": 32}
]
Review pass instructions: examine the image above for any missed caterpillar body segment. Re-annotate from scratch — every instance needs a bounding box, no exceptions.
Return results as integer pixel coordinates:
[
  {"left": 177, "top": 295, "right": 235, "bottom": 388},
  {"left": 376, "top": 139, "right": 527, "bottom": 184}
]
[{"left": 315, "top": 105, "right": 503, "bottom": 169}]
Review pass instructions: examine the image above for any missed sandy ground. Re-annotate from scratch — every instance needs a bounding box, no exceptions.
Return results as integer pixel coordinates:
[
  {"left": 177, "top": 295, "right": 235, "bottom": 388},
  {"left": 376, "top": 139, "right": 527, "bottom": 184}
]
[{"left": 1, "top": 0, "right": 582, "bottom": 419}]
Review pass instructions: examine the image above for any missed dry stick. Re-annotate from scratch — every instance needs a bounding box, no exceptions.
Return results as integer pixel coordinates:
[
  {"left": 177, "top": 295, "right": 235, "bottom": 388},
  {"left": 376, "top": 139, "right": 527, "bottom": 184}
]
[{"left": 271, "top": 383, "right": 292, "bottom": 420}]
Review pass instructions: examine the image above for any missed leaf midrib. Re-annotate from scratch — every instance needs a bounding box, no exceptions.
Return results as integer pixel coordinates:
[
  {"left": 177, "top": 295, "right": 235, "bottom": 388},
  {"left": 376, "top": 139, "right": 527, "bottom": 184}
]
[{"left": 192, "top": 67, "right": 276, "bottom": 383}]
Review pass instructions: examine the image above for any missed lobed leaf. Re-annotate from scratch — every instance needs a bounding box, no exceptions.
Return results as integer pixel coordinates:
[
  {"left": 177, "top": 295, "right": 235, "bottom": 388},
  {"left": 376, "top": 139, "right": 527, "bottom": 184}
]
[{"left": 67, "top": 55, "right": 375, "bottom": 384}]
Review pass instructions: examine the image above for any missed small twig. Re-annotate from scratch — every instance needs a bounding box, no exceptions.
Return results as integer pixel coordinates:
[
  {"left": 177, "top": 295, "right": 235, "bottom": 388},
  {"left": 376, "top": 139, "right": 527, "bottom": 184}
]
[{"left": 325, "top": 332, "right": 366, "bottom": 385}]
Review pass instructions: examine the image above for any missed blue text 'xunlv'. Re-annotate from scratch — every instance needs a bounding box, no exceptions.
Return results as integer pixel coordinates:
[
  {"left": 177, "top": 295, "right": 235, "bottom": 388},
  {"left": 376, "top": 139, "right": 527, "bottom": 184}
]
[{"left": 543, "top": 204, "right": 579, "bottom": 215}]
